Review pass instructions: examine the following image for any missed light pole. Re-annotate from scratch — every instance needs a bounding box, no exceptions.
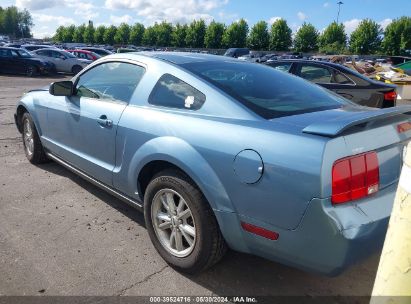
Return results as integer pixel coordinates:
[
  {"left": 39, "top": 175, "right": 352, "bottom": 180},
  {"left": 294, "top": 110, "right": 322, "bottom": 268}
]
[{"left": 336, "top": 1, "right": 343, "bottom": 23}]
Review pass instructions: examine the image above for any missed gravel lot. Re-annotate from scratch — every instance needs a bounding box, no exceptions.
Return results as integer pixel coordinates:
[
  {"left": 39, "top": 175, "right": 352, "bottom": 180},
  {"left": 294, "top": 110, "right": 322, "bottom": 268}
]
[{"left": 0, "top": 74, "right": 408, "bottom": 297}]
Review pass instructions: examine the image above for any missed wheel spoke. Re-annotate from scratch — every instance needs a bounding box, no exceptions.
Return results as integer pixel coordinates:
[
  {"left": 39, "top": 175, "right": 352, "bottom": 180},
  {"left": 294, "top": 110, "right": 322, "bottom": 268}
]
[
  {"left": 157, "top": 212, "right": 171, "bottom": 222},
  {"left": 160, "top": 195, "right": 169, "bottom": 212},
  {"left": 165, "top": 192, "right": 176, "bottom": 214},
  {"left": 169, "top": 229, "right": 176, "bottom": 248},
  {"left": 178, "top": 208, "right": 191, "bottom": 220},
  {"left": 180, "top": 228, "right": 194, "bottom": 246},
  {"left": 175, "top": 229, "right": 184, "bottom": 251},
  {"left": 158, "top": 221, "right": 172, "bottom": 230},
  {"left": 180, "top": 224, "right": 195, "bottom": 237},
  {"left": 176, "top": 197, "right": 185, "bottom": 213}
]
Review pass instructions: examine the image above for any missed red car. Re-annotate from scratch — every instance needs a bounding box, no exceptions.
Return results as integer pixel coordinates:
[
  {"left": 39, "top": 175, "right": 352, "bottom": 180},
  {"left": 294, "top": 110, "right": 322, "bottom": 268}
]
[{"left": 66, "top": 49, "right": 101, "bottom": 61}]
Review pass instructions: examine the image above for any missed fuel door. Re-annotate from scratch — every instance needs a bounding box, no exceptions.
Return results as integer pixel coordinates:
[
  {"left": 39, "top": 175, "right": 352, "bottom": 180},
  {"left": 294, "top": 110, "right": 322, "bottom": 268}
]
[{"left": 233, "top": 149, "right": 264, "bottom": 184}]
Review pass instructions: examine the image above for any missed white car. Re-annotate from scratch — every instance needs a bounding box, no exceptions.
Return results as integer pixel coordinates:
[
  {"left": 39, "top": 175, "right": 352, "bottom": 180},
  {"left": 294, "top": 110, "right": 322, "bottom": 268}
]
[{"left": 31, "top": 48, "right": 91, "bottom": 74}]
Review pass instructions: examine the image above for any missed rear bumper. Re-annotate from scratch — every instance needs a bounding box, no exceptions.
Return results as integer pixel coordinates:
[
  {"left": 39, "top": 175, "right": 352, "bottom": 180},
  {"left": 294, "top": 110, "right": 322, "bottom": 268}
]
[{"left": 216, "top": 182, "right": 396, "bottom": 276}]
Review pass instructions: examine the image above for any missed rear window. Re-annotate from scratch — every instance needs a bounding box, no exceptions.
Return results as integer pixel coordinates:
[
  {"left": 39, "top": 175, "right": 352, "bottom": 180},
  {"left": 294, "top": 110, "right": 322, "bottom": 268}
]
[{"left": 181, "top": 61, "right": 347, "bottom": 119}]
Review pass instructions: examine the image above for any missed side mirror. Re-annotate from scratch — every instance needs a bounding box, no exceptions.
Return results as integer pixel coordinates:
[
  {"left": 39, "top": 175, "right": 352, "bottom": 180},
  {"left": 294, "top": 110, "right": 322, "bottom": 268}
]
[{"left": 49, "top": 81, "right": 74, "bottom": 96}]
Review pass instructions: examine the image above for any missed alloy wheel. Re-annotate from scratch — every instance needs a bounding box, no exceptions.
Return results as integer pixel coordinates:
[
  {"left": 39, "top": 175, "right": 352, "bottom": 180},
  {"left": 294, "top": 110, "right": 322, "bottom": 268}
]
[{"left": 151, "top": 189, "right": 196, "bottom": 258}]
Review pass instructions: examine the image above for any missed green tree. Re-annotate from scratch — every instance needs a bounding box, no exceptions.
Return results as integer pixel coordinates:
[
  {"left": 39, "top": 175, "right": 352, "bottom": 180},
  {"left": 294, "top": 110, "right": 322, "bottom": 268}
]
[
  {"left": 248, "top": 20, "right": 269, "bottom": 50},
  {"left": 171, "top": 23, "right": 187, "bottom": 47},
  {"left": 142, "top": 26, "right": 156, "bottom": 46},
  {"left": 204, "top": 20, "right": 225, "bottom": 49},
  {"left": 103, "top": 25, "right": 117, "bottom": 45},
  {"left": 114, "top": 23, "right": 130, "bottom": 45},
  {"left": 185, "top": 19, "right": 207, "bottom": 48},
  {"left": 129, "top": 23, "right": 145, "bottom": 46},
  {"left": 222, "top": 19, "right": 248, "bottom": 48},
  {"left": 269, "top": 18, "right": 292, "bottom": 51},
  {"left": 83, "top": 23, "right": 95, "bottom": 44},
  {"left": 319, "top": 21, "right": 346, "bottom": 54},
  {"left": 54, "top": 25, "right": 66, "bottom": 42},
  {"left": 349, "top": 19, "right": 382, "bottom": 54},
  {"left": 294, "top": 22, "right": 319, "bottom": 52},
  {"left": 94, "top": 25, "right": 106, "bottom": 44},
  {"left": 382, "top": 16, "right": 411, "bottom": 55},
  {"left": 63, "top": 25, "right": 75, "bottom": 43},
  {"left": 17, "top": 8, "right": 33, "bottom": 38},
  {"left": 154, "top": 21, "right": 173, "bottom": 46},
  {"left": 73, "top": 24, "right": 86, "bottom": 43}
]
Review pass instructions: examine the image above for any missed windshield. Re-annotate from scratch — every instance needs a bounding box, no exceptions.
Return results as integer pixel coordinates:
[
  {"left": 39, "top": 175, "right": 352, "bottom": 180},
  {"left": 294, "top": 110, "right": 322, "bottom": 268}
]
[
  {"left": 17, "top": 49, "right": 32, "bottom": 58},
  {"left": 181, "top": 61, "right": 348, "bottom": 119}
]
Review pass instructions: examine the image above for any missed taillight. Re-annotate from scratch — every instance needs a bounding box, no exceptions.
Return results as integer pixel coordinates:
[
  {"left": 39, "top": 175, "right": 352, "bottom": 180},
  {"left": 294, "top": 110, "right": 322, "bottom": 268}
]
[
  {"left": 384, "top": 91, "right": 397, "bottom": 101},
  {"left": 331, "top": 152, "right": 379, "bottom": 205}
]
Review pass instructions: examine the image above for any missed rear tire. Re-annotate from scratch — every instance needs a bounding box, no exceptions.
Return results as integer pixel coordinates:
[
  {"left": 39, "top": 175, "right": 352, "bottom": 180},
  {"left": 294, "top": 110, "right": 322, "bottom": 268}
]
[
  {"left": 72, "top": 65, "right": 82, "bottom": 75},
  {"left": 21, "top": 113, "right": 48, "bottom": 164},
  {"left": 144, "top": 169, "right": 227, "bottom": 274}
]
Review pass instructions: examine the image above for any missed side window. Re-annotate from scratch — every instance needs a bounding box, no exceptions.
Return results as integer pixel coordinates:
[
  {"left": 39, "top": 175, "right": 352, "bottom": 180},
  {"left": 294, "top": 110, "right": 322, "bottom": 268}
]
[
  {"left": 300, "top": 64, "right": 332, "bottom": 83},
  {"left": 11, "top": 50, "right": 19, "bottom": 57},
  {"left": 75, "top": 62, "right": 145, "bottom": 103},
  {"left": 51, "top": 51, "right": 63, "bottom": 58},
  {"left": 0, "top": 49, "right": 10, "bottom": 57},
  {"left": 332, "top": 69, "right": 354, "bottom": 84},
  {"left": 269, "top": 63, "right": 292, "bottom": 72},
  {"left": 148, "top": 74, "right": 206, "bottom": 110},
  {"left": 37, "top": 50, "right": 49, "bottom": 56},
  {"left": 86, "top": 53, "right": 93, "bottom": 60}
]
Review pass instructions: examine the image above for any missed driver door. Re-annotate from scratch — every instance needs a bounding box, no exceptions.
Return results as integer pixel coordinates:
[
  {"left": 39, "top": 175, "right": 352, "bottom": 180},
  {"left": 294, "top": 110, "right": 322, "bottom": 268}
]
[{"left": 46, "top": 61, "right": 145, "bottom": 185}]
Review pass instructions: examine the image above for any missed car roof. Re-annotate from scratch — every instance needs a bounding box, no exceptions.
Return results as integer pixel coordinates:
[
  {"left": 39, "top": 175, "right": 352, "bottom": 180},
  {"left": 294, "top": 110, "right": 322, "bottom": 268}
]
[
  {"left": 129, "top": 51, "right": 239, "bottom": 65},
  {"left": 0, "top": 46, "right": 21, "bottom": 51},
  {"left": 67, "top": 49, "right": 91, "bottom": 52}
]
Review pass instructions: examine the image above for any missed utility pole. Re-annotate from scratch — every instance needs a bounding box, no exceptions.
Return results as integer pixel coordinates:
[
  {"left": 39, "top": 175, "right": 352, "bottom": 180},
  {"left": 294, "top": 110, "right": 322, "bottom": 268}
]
[{"left": 336, "top": 1, "right": 343, "bottom": 23}]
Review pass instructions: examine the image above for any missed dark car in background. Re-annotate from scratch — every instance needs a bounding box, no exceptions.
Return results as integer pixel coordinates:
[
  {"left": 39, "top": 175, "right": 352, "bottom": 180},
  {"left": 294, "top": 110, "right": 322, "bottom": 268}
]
[
  {"left": 266, "top": 60, "right": 398, "bottom": 108},
  {"left": 0, "top": 47, "right": 54, "bottom": 76},
  {"left": 78, "top": 47, "right": 113, "bottom": 56},
  {"left": 224, "top": 48, "right": 250, "bottom": 58}
]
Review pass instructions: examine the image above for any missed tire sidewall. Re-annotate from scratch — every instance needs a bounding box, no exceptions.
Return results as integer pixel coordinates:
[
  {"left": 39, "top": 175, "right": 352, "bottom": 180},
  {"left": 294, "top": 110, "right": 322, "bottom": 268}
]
[{"left": 144, "top": 174, "right": 213, "bottom": 272}]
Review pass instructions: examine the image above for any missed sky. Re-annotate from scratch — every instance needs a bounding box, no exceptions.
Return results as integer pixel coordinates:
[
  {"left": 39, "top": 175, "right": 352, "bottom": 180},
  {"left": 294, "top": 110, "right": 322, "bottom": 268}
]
[{"left": 2, "top": 0, "right": 410, "bottom": 39}]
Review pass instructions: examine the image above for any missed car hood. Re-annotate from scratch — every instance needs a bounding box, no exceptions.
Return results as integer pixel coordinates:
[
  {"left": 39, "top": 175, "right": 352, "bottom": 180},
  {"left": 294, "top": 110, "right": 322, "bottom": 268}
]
[{"left": 273, "top": 104, "right": 411, "bottom": 137}]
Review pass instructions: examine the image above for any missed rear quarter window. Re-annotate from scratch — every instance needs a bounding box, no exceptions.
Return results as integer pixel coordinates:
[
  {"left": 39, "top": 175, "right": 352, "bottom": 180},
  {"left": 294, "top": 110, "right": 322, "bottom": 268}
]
[{"left": 148, "top": 74, "right": 206, "bottom": 111}]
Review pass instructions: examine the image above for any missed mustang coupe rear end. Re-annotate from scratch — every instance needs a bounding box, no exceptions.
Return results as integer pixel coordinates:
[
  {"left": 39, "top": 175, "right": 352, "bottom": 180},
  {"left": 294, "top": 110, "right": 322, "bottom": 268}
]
[{"left": 14, "top": 52, "right": 411, "bottom": 275}]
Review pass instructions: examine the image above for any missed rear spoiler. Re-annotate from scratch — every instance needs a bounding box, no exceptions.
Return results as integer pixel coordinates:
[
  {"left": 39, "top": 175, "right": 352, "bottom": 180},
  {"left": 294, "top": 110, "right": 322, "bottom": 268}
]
[{"left": 302, "top": 106, "right": 411, "bottom": 137}]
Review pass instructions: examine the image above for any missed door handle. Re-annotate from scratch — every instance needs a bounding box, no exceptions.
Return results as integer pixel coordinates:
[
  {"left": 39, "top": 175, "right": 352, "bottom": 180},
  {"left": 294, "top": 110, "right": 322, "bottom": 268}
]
[{"left": 96, "top": 115, "right": 113, "bottom": 127}]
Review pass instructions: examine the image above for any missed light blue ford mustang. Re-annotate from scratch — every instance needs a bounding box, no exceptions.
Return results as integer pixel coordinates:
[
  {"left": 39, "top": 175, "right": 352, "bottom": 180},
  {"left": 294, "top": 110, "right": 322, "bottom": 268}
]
[{"left": 14, "top": 52, "right": 411, "bottom": 275}]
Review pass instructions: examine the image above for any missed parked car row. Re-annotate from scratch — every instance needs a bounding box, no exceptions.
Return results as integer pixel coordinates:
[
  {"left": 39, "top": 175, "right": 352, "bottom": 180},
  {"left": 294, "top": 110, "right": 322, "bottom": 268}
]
[{"left": 0, "top": 44, "right": 116, "bottom": 77}]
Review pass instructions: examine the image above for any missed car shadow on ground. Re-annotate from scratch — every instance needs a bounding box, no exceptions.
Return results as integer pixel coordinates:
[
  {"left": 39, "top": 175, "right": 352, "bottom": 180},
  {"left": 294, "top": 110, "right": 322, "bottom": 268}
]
[{"left": 37, "top": 160, "right": 378, "bottom": 298}]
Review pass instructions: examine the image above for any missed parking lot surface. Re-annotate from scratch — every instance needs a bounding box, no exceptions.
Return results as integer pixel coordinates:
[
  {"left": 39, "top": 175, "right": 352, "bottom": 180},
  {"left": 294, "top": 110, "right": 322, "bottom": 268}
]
[{"left": 0, "top": 74, "right": 409, "bottom": 297}]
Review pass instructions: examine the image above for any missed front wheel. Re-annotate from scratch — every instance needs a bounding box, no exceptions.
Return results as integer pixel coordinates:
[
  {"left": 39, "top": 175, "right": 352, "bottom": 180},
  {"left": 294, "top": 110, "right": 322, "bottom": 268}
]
[
  {"left": 144, "top": 169, "right": 227, "bottom": 274},
  {"left": 26, "top": 65, "right": 37, "bottom": 77},
  {"left": 21, "top": 113, "right": 48, "bottom": 164}
]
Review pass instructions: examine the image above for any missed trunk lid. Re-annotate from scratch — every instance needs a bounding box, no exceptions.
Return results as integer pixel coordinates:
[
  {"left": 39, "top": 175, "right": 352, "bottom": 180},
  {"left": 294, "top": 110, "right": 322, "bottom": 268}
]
[{"left": 274, "top": 105, "right": 411, "bottom": 195}]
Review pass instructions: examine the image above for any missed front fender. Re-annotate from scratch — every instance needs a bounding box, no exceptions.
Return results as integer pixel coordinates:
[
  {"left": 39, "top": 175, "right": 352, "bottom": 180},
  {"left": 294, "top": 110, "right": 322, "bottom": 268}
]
[
  {"left": 127, "top": 136, "right": 236, "bottom": 213},
  {"left": 15, "top": 94, "right": 44, "bottom": 136}
]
